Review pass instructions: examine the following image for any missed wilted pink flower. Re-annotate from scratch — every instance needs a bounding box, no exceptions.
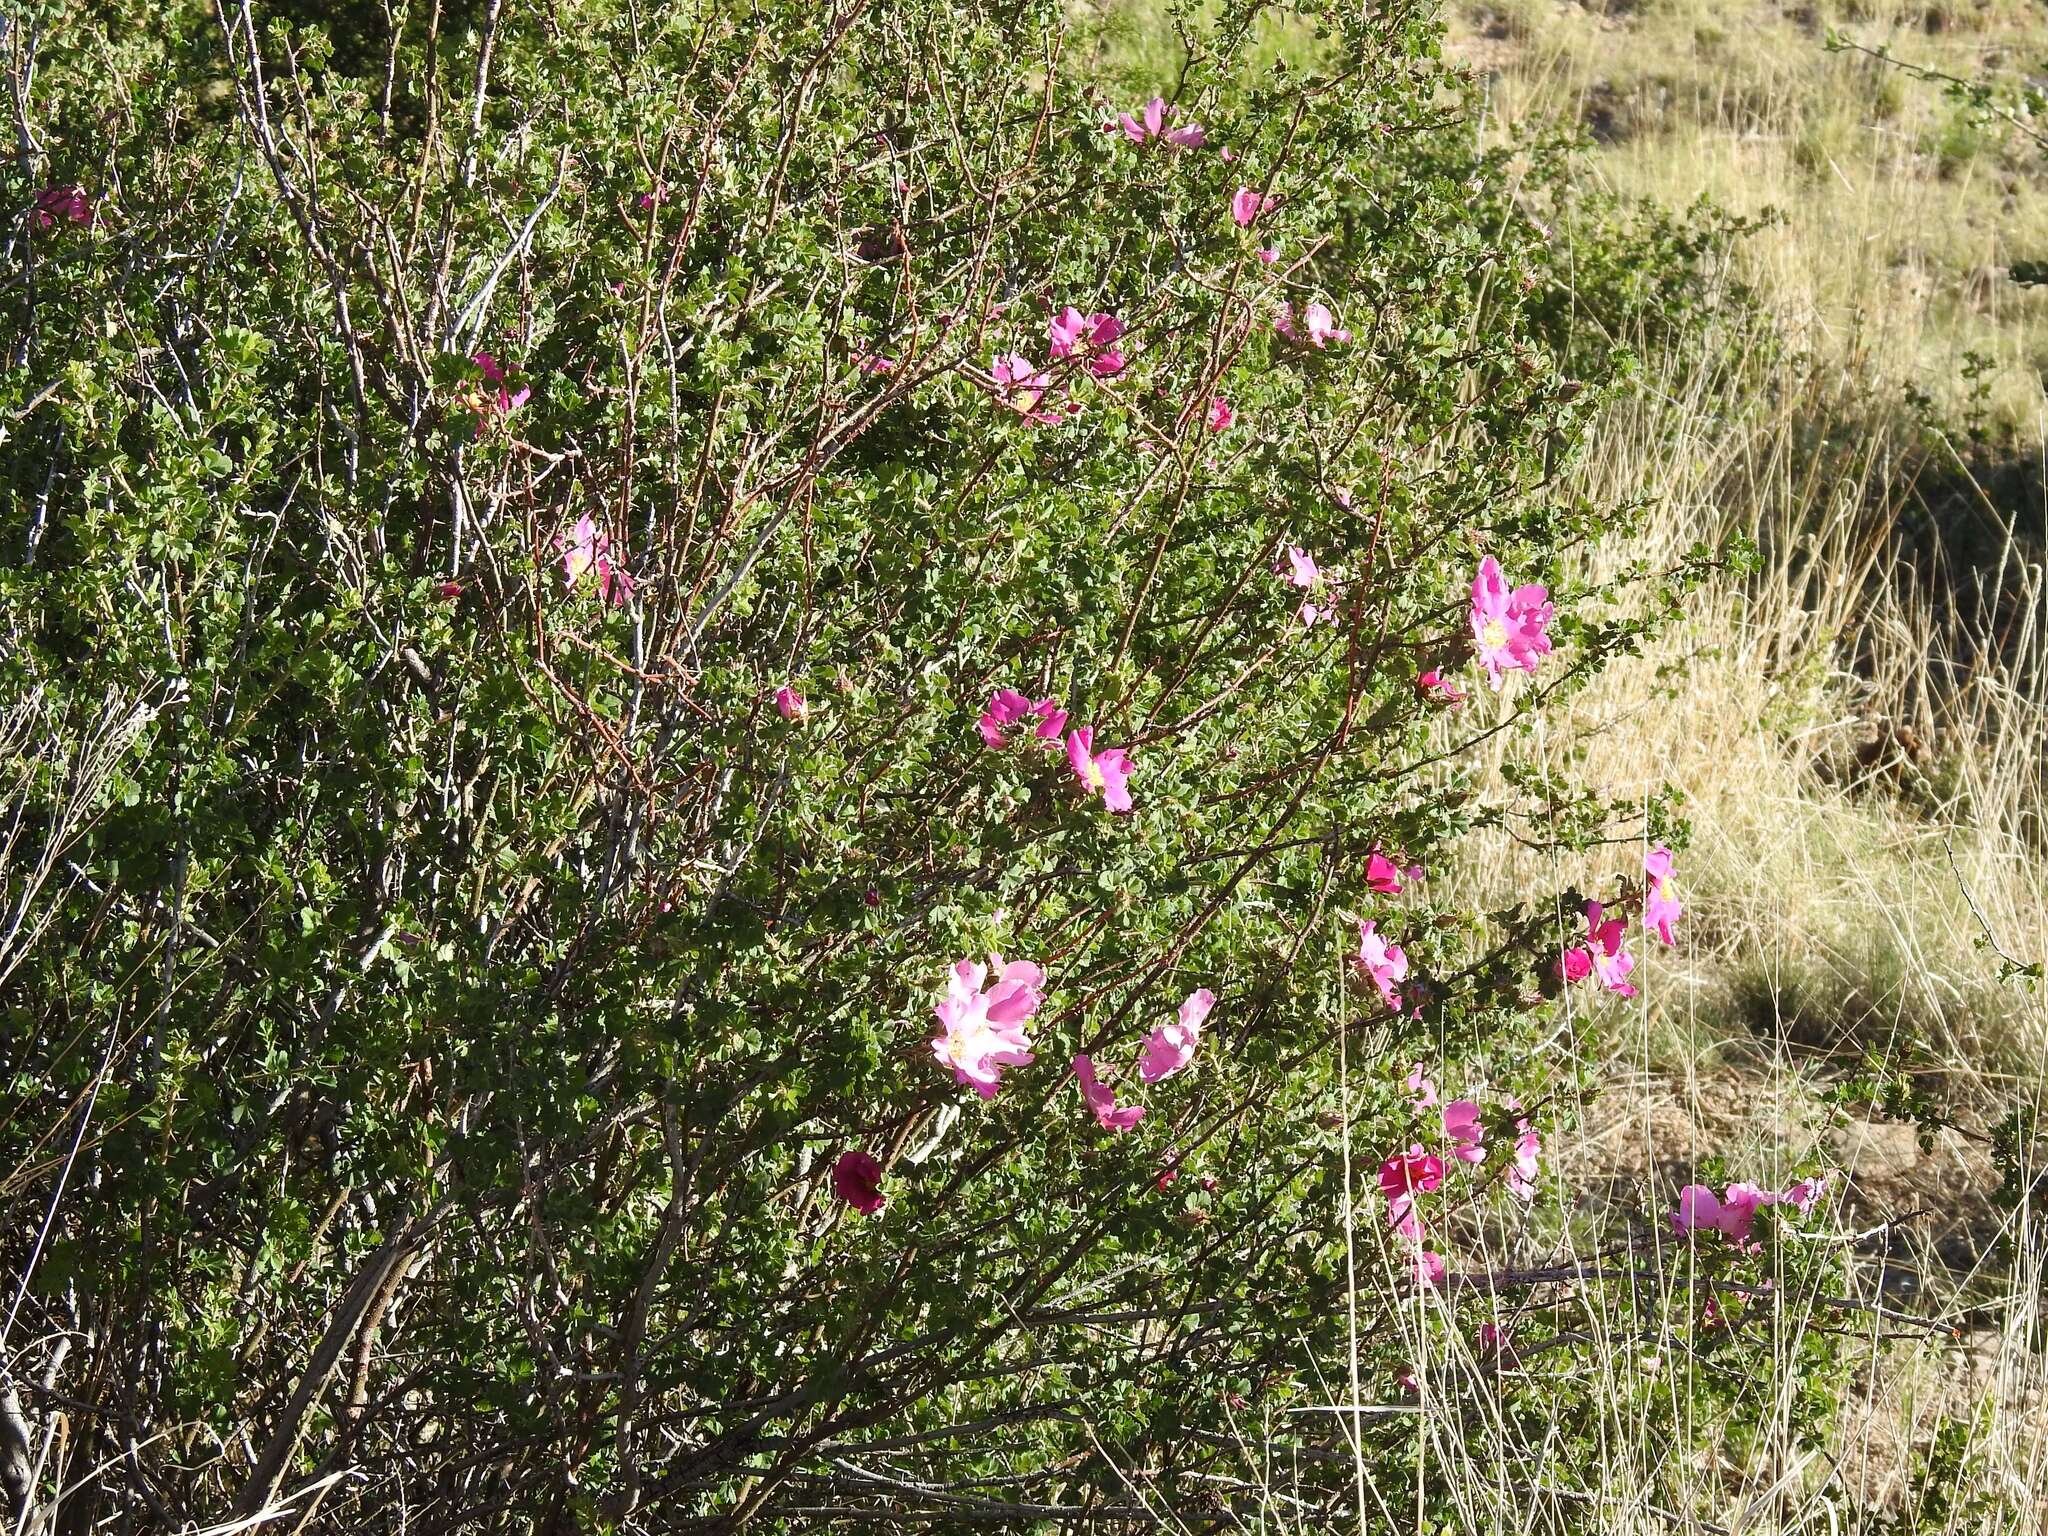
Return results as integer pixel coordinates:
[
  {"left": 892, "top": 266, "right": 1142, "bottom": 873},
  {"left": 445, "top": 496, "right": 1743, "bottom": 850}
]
[
  {"left": 1352, "top": 920, "right": 1409, "bottom": 1011},
  {"left": 978, "top": 688, "right": 1066, "bottom": 748},
  {"left": 558, "top": 515, "right": 635, "bottom": 608},
  {"left": 1066, "top": 727, "right": 1135, "bottom": 814},
  {"left": 1507, "top": 1118, "right": 1542, "bottom": 1200},
  {"left": 853, "top": 349, "right": 897, "bottom": 375},
  {"left": 634, "top": 184, "right": 665, "bottom": 212},
  {"left": 1048, "top": 307, "right": 1127, "bottom": 377},
  {"left": 1405, "top": 1063, "right": 1438, "bottom": 1110},
  {"left": 1114, "top": 96, "right": 1207, "bottom": 148},
  {"left": 32, "top": 185, "right": 92, "bottom": 229},
  {"left": 1274, "top": 301, "right": 1351, "bottom": 348},
  {"left": 1255, "top": 245, "right": 1281, "bottom": 265},
  {"left": 832, "top": 1151, "right": 886, "bottom": 1215},
  {"left": 1469, "top": 556, "right": 1554, "bottom": 687},
  {"left": 1378, "top": 1145, "right": 1444, "bottom": 1241},
  {"left": 1230, "top": 186, "right": 1276, "bottom": 227},
  {"left": 1281, "top": 545, "right": 1320, "bottom": 589},
  {"left": 1074, "top": 1053, "right": 1146, "bottom": 1131},
  {"left": 774, "top": 686, "right": 806, "bottom": 720},
  {"left": 1644, "top": 846, "right": 1683, "bottom": 947},
  {"left": 1139, "top": 987, "right": 1213, "bottom": 1083},
  {"left": 1416, "top": 668, "right": 1469, "bottom": 708},
  {"left": 1442, "top": 1100, "right": 1485, "bottom": 1164},
  {"left": 931, "top": 954, "right": 1044, "bottom": 1098},
  {"left": 1412, "top": 1249, "right": 1448, "bottom": 1287},
  {"left": 472, "top": 352, "right": 532, "bottom": 417},
  {"left": 1478, "top": 1321, "right": 1504, "bottom": 1353},
  {"left": 990, "top": 352, "right": 1061, "bottom": 424},
  {"left": 1781, "top": 1174, "right": 1829, "bottom": 1214},
  {"left": 436, "top": 580, "right": 465, "bottom": 601},
  {"left": 1205, "top": 396, "right": 1234, "bottom": 433}
]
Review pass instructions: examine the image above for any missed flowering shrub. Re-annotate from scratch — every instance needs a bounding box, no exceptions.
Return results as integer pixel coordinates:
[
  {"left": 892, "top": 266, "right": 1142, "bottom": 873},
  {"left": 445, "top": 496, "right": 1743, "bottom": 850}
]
[{"left": 0, "top": 0, "right": 1831, "bottom": 1529}]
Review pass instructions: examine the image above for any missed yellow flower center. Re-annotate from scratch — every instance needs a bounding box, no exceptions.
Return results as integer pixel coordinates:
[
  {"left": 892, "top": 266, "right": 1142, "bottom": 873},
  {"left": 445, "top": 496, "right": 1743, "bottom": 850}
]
[
  {"left": 1480, "top": 618, "right": 1509, "bottom": 651},
  {"left": 1087, "top": 761, "right": 1105, "bottom": 790}
]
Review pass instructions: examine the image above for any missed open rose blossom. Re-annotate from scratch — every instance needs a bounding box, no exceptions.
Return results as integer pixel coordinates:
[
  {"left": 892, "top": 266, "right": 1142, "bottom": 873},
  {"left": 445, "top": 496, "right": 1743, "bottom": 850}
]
[
  {"left": 1352, "top": 920, "right": 1409, "bottom": 1012},
  {"left": 990, "top": 352, "right": 1061, "bottom": 424},
  {"left": 1670, "top": 1175, "right": 1828, "bottom": 1243},
  {"left": 831, "top": 1151, "right": 886, "bottom": 1215},
  {"left": 1047, "top": 308, "right": 1126, "bottom": 378},
  {"left": 1442, "top": 1100, "right": 1485, "bottom": 1164},
  {"left": 978, "top": 688, "right": 1066, "bottom": 748},
  {"left": 1113, "top": 96, "right": 1207, "bottom": 148},
  {"left": 1138, "top": 987, "right": 1213, "bottom": 1083},
  {"left": 930, "top": 955, "right": 1044, "bottom": 1098},
  {"left": 1469, "top": 556, "right": 1554, "bottom": 687},
  {"left": 1074, "top": 1053, "right": 1145, "bottom": 1131},
  {"left": 1562, "top": 901, "right": 1636, "bottom": 997},
  {"left": 1644, "top": 845, "right": 1683, "bottom": 946},
  {"left": 1066, "top": 727, "right": 1134, "bottom": 813}
]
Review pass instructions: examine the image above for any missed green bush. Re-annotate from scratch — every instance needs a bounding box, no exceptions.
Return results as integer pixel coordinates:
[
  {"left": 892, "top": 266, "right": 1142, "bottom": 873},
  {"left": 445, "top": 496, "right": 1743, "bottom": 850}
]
[{"left": 0, "top": 0, "right": 1821, "bottom": 1529}]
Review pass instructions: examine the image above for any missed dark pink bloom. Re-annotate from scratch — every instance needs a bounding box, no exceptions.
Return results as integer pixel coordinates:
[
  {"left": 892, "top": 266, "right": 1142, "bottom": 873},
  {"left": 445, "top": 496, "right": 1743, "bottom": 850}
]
[
  {"left": 1047, "top": 307, "right": 1126, "bottom": 378},
  {"left": 1416, "top": 668, "right": 1469, "bottom": 708},
  {"left": 1364, "top": 848, "right": 1408, "bottom": 896},
  {"left": 1412, "top": 1249, "right": 1447, "bottom": 1287},
  {"left": 435, "top": 580, "right": 465, "bottom": 601},
  {"left": 853, "top": 350, "right": 897, "bottom": 375},
  {"left": 1562, "top": 902, "right": 1636, "bottom": 996},
  {"left": 1066, "top": 727, "right": 1134, "bottom": 814},
  {"left": 774, "top": 686, "right": 806, "bottom": 720},
  {"left": 472, "top": 352, "right": 531, "bottom": 416},
  {"left": 1470, "top": 556, "right": 1554, "bottom": 687},
  {"left": 32, "top": 185, "right": 92, "bottom": 229},
  {"left": 1205, "top": 396, "right": 1234, "bottom": 433},
  {"left": 1074, "top": 1052, "right": 1145, "bottom": 1132},
  {"left": 978, "top": 688, "right": 1066, "bottom": 748},
  {"left": 832, "top": 1151, "right": 886, "bottom": 1215},
  {"left": 1378, "top": 1145, "right": 1444, "bottom": 1241}
]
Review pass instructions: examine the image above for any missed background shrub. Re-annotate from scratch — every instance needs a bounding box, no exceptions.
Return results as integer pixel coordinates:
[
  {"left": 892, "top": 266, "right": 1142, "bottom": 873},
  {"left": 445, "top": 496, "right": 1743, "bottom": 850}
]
[{"left": 0, "top": 0, "right": 1797, "bottom": 1528}]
